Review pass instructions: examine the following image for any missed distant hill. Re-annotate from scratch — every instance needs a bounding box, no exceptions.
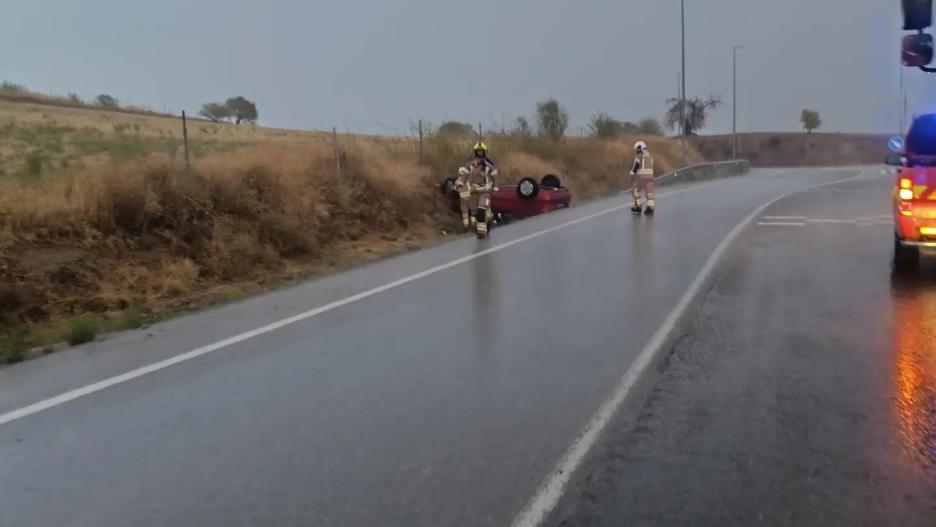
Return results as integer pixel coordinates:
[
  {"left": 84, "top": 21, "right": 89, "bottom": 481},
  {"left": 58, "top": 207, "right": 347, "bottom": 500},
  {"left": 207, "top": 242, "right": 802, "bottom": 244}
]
[{"left": 692, "top": 133, "right": 890, "bottom": 167}]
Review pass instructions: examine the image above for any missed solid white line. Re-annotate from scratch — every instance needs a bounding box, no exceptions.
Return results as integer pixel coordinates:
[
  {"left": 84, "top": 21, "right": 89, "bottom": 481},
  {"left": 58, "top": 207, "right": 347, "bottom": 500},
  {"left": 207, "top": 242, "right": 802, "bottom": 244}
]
[
  {"left": 761, "top": 215, "right": 807, "bottom": 220},
  {"left": 0, "top": 184, "right": 712, "bottom": 427},
  {"left": 509, "top": 171, "right": 876, "bottom": 527},
  {"left": 756, "top": 222, "right": 806, "bottom": 227}
]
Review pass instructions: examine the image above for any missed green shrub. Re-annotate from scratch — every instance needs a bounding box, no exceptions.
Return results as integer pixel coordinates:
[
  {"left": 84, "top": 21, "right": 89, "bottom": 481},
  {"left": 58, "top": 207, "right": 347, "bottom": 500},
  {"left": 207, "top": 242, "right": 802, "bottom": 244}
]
[
  {"left": 436, "top": 121, "right": 474, "bottom": 137},
  {"left": 115, "top": 307, "right": 144, "bottom": 331},
  {"left": 637, "top": 117, "right": 664, "bottom": 136},
  {"left": 1, "top": 328, "right": 27, "bottom": 363},
  {"left": 536, "top": 98, "right": 570, "bottom": 140},
  {"left": 96, "top": 94, "right": 119, "bottom": 108},
  {"left": 0, "top": 80, "right": 26, "bottom": 93},
  {"left": 24, "top": 151, "right": 43, "bottom": 178},
  {"left": 66, "top": 316, "right": 99, "bottom": 346}
]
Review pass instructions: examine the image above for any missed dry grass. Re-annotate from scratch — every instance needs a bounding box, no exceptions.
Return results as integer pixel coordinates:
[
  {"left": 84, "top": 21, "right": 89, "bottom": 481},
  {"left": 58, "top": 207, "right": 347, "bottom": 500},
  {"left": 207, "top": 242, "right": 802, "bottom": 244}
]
[
  {"left": 484, "top": 134, "right": 700, "bottom": 200},
  {"left": 0, "top": 100, "right": 700, "bottom": 358},
  {"left": 0, "top": 99, "right": 328, "bottom": 143},
  {"left": 0, "top": 90, "right": 170, "bottom": 118},
  {"left": 0, "top": 140, "right": 450, "bottom": 331},
  {"left": 0, "top": 99, "right": 335, "bottom": 178},
  {"left": 498, "top": 151, "right": 562, "bottom": 181}
]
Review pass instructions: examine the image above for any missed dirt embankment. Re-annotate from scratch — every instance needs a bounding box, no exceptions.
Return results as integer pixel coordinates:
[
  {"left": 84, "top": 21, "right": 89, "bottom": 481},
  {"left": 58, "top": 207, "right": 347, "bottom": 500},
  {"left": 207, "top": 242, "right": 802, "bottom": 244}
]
[
  {"left": 0, "top": 132, "right": 700, "bottom": 356},
  {"left": 692, "top": 133, "right": 891, "bottom": 167}
]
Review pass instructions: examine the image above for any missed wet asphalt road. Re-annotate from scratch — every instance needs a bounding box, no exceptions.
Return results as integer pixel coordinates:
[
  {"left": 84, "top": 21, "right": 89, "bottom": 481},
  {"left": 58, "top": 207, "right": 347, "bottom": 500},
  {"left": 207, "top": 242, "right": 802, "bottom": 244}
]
[
  {"left": 0, "top": 167, "right": 913, "bottom": 527},
  {"left": 547, "top": 175, "right": 936, "bottom": 526}
]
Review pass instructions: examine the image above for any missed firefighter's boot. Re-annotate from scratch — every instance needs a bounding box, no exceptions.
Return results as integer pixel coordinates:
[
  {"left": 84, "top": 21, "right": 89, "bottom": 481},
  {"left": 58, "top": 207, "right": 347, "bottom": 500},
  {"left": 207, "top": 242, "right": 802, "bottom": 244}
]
[
  {"left": 644, "top": 195, "right": 656, "bottom": 215},
  {"left": 631, "top": 188, "right": 643, "bottom": 214},
  {"left": 475, "top": 208, "right": 489, "bottom": 238}
]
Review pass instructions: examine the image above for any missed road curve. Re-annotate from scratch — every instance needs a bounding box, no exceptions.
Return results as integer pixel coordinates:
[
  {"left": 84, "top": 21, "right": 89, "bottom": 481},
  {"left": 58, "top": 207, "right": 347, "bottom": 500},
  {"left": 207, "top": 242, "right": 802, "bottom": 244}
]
[
  {"left": 0, "top": 167, "right": 880, "bottom": 527},
  {"left": 547, "top": 175, "right": 936, "bottom": 527}
]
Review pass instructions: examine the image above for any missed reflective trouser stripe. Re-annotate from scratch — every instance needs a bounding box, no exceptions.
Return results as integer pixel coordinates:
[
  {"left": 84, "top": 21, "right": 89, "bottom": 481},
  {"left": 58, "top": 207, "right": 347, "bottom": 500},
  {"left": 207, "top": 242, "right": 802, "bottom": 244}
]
[{"left": 633, "top": 179, "right": 655, "bottom": 206}]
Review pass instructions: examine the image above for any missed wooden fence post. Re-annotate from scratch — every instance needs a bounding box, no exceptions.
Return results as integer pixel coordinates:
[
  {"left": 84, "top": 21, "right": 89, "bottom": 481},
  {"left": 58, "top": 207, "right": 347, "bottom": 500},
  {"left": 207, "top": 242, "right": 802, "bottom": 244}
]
[
  {"left": 332, "top": 127, "right": 341, "bottom": 178},
  {"left": 182, "top": 111, "right": 191, "bottom": 171}
]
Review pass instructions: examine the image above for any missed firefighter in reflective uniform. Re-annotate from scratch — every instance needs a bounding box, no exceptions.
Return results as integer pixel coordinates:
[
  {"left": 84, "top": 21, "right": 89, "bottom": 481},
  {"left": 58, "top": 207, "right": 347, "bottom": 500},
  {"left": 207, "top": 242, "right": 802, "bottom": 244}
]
[
  {"left": 455, "top": 142, "right": 498, "bottom": 235},
  {"left": 630, "top": 141, "right": 656, "bottom": 215}
]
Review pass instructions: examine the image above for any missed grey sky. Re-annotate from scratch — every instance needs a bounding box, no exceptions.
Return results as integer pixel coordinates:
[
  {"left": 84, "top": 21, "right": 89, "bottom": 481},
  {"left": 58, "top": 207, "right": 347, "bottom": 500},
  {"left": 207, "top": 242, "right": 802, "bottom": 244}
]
[{"left": 0, "top": 0, "right": 924, "bottom": 134}]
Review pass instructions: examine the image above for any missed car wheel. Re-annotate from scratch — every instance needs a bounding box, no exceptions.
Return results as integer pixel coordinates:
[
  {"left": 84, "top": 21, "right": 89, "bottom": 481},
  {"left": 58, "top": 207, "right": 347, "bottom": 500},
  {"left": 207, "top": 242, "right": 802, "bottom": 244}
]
[
  {"left": 517, "top": 177, "right": 540, "bottom": 200},
  {"left": 441, "top": 177, "right": 457, "bottom": 196},
  {"left": 894, "top": 236, "right": 920, "bottom": 272},
  {"left": 541, "top": 174, "right": 562, "bottom": 189}
]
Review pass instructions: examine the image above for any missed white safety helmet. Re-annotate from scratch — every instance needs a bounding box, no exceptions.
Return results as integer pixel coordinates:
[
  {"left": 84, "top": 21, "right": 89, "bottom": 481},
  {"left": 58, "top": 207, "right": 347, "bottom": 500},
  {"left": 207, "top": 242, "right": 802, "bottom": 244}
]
[{"left": 634, "top": 141, "right": 648, "bottom": 152}]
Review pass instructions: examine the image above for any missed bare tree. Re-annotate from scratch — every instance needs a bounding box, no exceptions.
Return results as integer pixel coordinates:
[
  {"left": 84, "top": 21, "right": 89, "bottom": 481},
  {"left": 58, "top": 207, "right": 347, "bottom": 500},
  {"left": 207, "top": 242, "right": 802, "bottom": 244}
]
[
  {"left": 665, "top": 96, "right": 722, "bottom": 135},
  {"left": 513, "top": 116, "right": 533, "bottom": 137},
  {"left": 200, "top": 102, "right": 233, "bottom": 122}
]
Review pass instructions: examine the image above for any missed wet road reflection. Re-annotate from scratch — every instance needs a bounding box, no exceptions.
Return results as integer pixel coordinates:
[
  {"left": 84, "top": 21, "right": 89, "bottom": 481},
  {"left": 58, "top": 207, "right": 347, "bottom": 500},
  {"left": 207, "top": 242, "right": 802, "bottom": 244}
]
[
  {"left": 890, "top": 269, "right": 936, "bottom": 473},
  {"left": 629, "top": 216, "right": 655, "bottom": 305},
  {"left": 471, "top": 245, "right": 500, "bottom": 357}
]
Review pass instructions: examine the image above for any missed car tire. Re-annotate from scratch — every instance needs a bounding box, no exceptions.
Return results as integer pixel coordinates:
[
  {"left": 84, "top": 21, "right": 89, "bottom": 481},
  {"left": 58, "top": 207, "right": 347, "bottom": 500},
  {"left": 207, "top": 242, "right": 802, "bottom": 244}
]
[
  {"left": 441, "top": 177, "right": 457, "bottom": 196},
  {"left": 541, "top": 174, "right": 562, "bottom": 189},
  {"left": 517, "top": 177, "right": 540, "bottom": 200},
  {"left": 894, "top": 236, "right": 920, "bottom": 272}
]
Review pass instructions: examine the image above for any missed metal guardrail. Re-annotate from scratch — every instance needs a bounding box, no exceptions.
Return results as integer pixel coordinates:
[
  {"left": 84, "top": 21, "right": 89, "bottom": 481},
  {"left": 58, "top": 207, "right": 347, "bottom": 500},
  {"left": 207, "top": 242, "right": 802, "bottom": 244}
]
[{"left": 655, "top": 159, "right": 751, "bottom": 186}]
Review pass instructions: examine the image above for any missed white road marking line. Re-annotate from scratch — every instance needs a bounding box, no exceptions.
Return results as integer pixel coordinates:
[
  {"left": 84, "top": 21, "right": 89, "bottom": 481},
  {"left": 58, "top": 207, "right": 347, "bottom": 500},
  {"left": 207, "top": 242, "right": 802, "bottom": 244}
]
[
  {"left": 762, "top": 215, "right": 807, "bottom": 220},
  {"left": 757, "top": 222, "right": 807, "bottom": 227},
  {"left": 808, "top": 218, "right": 857, "bottom": 224},
  {"left": 0, "top": 184, "right": 715, "bottom": 427},
  {"left": 510, "top": 171, "right": 877, "bottom": 527}
]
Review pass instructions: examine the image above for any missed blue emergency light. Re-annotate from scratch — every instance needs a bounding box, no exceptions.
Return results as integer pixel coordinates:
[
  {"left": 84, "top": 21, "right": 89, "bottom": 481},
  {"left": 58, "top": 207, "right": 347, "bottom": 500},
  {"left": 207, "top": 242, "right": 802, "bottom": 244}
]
[{"left": 904, "top": 0, "right": 934, "bottom": 30}]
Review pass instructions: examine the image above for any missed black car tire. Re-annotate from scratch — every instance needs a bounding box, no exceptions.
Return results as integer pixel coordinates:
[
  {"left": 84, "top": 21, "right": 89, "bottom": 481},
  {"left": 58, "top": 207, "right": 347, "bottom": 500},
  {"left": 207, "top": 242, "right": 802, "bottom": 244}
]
[
  {"left": 541, "top": 174, "right": 562, "bottom": 189},
  {"left": 517, "top": 177, "right": 540, "bottom": 200},
  {"left": 894, "top": 236, "right": 920, "bottom": 272},
  {"left": 441, "top": 177, "right": 457, "bottom": 196}
]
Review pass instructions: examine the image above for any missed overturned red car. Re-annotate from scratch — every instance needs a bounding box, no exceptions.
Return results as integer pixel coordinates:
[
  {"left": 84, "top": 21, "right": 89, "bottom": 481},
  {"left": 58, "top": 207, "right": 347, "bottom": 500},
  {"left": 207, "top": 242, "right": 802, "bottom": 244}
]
[{"left": 439, "top": 174, "right": 572, "bottom": 221}]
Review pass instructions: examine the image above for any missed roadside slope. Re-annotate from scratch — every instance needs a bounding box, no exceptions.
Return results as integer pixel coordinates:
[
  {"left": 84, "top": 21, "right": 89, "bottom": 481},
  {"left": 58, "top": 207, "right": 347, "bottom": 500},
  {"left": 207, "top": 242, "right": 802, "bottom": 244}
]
[{"left": 0, "top": 98, "right": 702, "bottom": 357}]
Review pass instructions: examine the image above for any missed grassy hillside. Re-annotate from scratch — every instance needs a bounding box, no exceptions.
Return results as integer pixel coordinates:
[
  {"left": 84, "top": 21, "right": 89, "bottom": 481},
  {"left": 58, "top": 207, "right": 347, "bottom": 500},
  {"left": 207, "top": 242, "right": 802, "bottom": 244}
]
[
  {"left": 0, "top": 98, "right": 328, "bottom": 179},
  {"left": 0, "top": 98, "right": 701, "bottom": 362}
]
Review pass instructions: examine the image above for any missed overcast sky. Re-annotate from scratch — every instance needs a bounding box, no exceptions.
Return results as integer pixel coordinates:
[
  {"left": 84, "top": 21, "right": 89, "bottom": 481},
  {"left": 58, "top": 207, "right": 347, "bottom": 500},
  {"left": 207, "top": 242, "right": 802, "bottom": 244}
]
[{"left": 0, "top": 0, "right": 929, "bottom": 134}]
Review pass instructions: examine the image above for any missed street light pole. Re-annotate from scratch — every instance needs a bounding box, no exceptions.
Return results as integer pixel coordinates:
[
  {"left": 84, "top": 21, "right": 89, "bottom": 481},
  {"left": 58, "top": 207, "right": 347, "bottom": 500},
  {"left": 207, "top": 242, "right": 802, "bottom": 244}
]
[
  {"left": 733, "top": 45, "right": 741, "bottom": 160},
  {"left": 681, "top": 0, "right": 687, "bottom": 137},
  {"left": 900, "top": 66, "right": 906, "bottom": 133}
]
